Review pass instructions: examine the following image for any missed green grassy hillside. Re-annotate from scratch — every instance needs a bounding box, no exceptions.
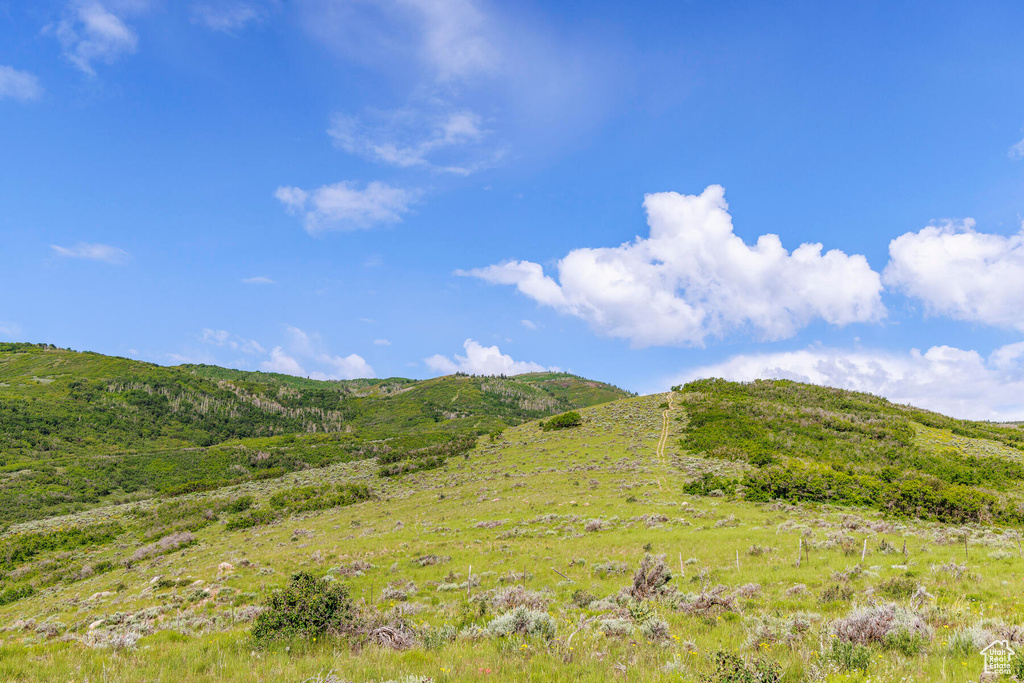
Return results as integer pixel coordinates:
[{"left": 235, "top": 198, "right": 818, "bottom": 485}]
[
  {"left": 0, "top": 343, "right": 630, "bottom": 524},
  {"left": 1, "top": 380, "right": 1023, "bottom": 682}
]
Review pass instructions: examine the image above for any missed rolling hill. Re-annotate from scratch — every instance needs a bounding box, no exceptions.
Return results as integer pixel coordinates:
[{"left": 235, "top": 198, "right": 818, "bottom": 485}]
[
  {"left": 0, "top": 342, "right": 630, "bottom": 524},
  {"left": 2, "top": 355, "right": 1024, "bottom": 682}
]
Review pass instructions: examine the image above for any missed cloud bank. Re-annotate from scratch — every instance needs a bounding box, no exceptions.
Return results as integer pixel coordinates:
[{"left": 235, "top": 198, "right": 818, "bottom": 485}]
[
  {"left": 259, "top": 325, "right": 374, "bottom": 380},
  {"left": 461, "top": 185, "right": 885, "bottom": 347},
  {"left": 425, "top": 338, "right": 551, "bottom": 376}
]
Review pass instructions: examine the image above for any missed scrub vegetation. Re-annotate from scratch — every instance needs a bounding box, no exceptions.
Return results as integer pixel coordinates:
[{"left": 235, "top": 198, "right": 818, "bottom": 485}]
[
  {"left": 0, "top": 343, "right": 628, "bottom": 524},
  {"left": 1, "top": 349, "right": 1024, "bottom": 682}
]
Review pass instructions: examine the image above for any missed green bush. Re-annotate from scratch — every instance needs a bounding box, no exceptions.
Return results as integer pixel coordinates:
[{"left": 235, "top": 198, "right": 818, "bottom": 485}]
[
  {"left": 539, "top": 411, "right": 583, "bottom": 431},
  {"left": 883, "top": 629, "right": 928, "bottom": 656},
  {"left": 251, "top": 572, "right": 358, "bottom": 644},
  {"left": 0, "top": 523, "right": 122, "bottom": 571},
  {"left": 0, "top": 584, "right": 34, "bottom": 606},
  {"left": 225, "top": 508, "right": 279, "bottom": 531},
  {"left": 702, "top": 650, "right": 781, "bottom": 683},
  {"left": 876, "top": 577, "right": 917, "bottom": 601},
  {"left": 225, "top": 496, "right": 253, "bottom": 513},
  {"left": 826, "top": 639, "right": 871, "bottom": 672}
]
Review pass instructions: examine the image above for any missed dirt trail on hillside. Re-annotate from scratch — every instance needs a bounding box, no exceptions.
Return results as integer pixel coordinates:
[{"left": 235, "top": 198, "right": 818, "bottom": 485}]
[{"left": 654, "top": 392, "right": 674, "bottom": 491}]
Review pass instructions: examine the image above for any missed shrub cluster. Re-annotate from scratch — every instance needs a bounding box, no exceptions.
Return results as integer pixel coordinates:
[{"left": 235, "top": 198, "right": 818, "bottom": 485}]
[
  {"left": 539, "top": 411, "right": 583, "bottom": 431},
  {"left": 251, "top": 572, "right": 358, "bottom": 644}
]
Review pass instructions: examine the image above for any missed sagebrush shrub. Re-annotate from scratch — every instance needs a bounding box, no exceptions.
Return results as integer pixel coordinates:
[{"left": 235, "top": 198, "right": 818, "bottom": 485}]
[
  {"left": 831, "top": 603, "right": 932, "bottom": 650},
  {"left": 487, "top": 607, "right": 556, "bottom": 639}
]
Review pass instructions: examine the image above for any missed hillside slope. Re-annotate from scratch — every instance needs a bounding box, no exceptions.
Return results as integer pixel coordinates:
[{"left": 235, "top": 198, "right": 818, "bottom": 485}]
[
  {"left": 0, "top": 343, "right": 630, "bottom": 524},
  {"left": 1, "top": 381, "right": 1023, "bottom": 682}
]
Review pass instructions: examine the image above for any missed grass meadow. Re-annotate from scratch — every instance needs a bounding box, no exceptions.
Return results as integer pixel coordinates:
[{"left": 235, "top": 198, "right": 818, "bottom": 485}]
[{"left": 1, "top": 394, "right": 1022, "bottom": 682}]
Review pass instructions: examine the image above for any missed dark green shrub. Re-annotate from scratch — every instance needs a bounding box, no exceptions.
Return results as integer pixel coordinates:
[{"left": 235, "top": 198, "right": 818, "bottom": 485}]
[
  {"left": 0, "top": 523, "right": 122, "bottom": 571},
  {"left": 0, "top": 585, "right": 34, "bottom": 606},
  {"left": 819, "top": 584, "right": 855, "bottom": 603},
  {"left": 539, "top": 411, "right": 582, "bottom": 431},
  {"left": 225, "top": 508, "right": 279, "bottom": 531},
  {"left": 378, "top": 456, "right": 446, "bottom": 478},
  {"left": 251, "top": 572, "right": 358, "bottom": 644},
  {"left": 876, "top": 577, "right": 916, "bottom": 600},
  {"left": 571, "top": 589, "right": 597, "bottom": 608},
  {"left": 225, "top": 496, "right": 253, "bottom": 513}
]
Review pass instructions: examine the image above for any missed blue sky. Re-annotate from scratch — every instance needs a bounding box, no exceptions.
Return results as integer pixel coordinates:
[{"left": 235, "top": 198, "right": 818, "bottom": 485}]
[{"left": 3, "top": 1, "right": 1024, "bottom": 419}]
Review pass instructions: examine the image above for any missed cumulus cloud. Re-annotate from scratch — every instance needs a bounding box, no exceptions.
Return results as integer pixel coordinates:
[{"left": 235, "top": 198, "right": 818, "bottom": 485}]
[
  {"left": 275, "top": 181, "right": 419, "bottom": 234},
  {"left": 373, "top": 338, "right": 392, "bottom": 346},
  {"left": 262, "top": 346, "right": 305, "bottom": 376},
  {"left": 329, "top": 106, "right": 499, "bottom": 175},
  {"left": 0, "top": 66, "right": 43, "bottom": 102},
  {"left": 669, "top": 343, "right": 1024, "bottom": 422},
  {"left": 884, "top": 219, "right": 1024, "bottom": 331},
  {"left": 425, "top": 338, "right": 549, "bottom": 376},
  {"left": 241, "top": 275, "right": 274, "bottom": 284},
  {"left": 259, "top": 325, "right": 374, "bottom": 380},
  {"left": 190, "top": 1, "right": 267, "bottom": 32},
  {"left": 56, "top": 2, "right": 139, "bottom": 75},
  {"left": 51, "top": 242, "right": 129, "bottom": 264},
  {"left": 461, "top": 185, "right": 885, "bottom": 347},
  {"left": 199, "top": 328, "right": 264, "bottom": 354}
]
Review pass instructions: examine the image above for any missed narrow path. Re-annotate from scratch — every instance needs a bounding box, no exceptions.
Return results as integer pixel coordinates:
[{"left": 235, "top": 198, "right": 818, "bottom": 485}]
[{"left": 654, "top": 392, "right": 674, "bottom": 491}]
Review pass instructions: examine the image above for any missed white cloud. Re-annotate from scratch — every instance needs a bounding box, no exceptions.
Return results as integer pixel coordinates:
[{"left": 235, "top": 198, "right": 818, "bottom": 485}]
[
  {"left": 404, "top": 0, "right": 499, "bottom": 81},
  {"left": 329, "top": 106, "right": 499, "bottom": 175},
  {"left": 190, "top": 1, "right": 266, "bottom": 32},
  {"left": 262, "top": 346, "right": 306, "bottom": 376},
  {"left": 0, "top": 322, "right": 22, "bottom": 339},
  {"left": 274, "top": 181, "right": 419, "bottom": 234},
  {"left": 56, "top": 2, "right": 139, "bottom": 76},
  {"left": 425, "top": 338, "right": 549, "bottom": 376},
  {"left": 311, "top": 353, "right": 375, "bottom": 381},
  {"left": 1009, "top": 135, "right": 1024, "bottom": 161},
  {"left": 520, "top": 319, "right": 537, "bottom": 330},
  {"left": 461, "top": 185, "right": 885, "bottom": 348},
  {"left": 51, "top": 242, "right": 129, "bottom": 264},
  {"left": 669, "top": 343, "right": 1024, "bottom": 422},
  {"left": 199, "top": 328, "right": 264, "bottom": 354},
  {"left": 241, "top": 275, "right": 274, "bottom": 284},
  {"left": 884, "top": 219, "right": 1024, "bottom": 331},
  {"left": 373, "top": 338, "right": 392, "bottom": 346},
  {"left": 0, "top": 66, "right": 43, "bottom": 102},
  {"left": 259, "top": 325, "right": 374, "bottom": 380}
]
